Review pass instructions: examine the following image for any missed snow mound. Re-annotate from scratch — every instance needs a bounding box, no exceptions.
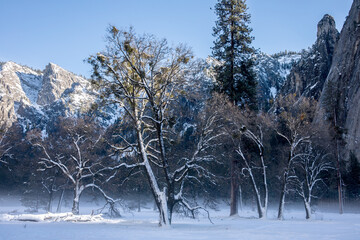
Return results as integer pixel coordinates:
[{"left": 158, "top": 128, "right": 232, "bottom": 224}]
[{"left": 1, "top": 212, "right": 116, "bottom": 223}]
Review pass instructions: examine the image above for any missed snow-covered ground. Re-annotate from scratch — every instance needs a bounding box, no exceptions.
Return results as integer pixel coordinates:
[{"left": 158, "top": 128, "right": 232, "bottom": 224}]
[{"left": 0, "top": 197, "right": 359, "bottom": 240}]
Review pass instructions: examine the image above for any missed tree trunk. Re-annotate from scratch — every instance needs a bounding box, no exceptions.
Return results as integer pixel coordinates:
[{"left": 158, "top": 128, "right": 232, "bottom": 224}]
[
  {"left": 137, "top": 195, "right": 141, "bottom": 212},
  {"left": 72, "top": 185, "right": 81, "bottom": 215},
  {"left": 158, "top": 189, "right": 170, "bottom": 226},
  {"left": 304, "top": 200, "right": 311, "bottom": 219},
  {"left": 255, "top": 195, "right": 265, "bottom": 219},
  {"left": 277, "top": 175, "right": 287, "bottom": 220},
  {"left": 336, "top": 139, "right": 344, "bottom": 214},
  {"left": 278, "top": 149, "right": 293, "bottom": 220},
  {"left": 248, "top": 169, "right": 266, "bottom": 219},
  {"left": 136, "top": 124, "right": 170, "bottom": 226},
  {"left": 229, "top": 8, "right": 238, "bottom": 216},
  {"left": 239, "top": 185, "right": 243, "bottom": 212},
  {"left": 47, "top": 189, "right": 54, "bottom": 213},
  {"left": 72, "top": 199, "right": 79, "bottom": 215},
  {"left": 57, "top": 188, "right": 65, "bottom": 213},
  {"left": 143, "top": 156, "right": 170, "bottom": 226},
  {"left": 230, "top": 159, "right": 239, "bottom": 216},
  {"left": 260, "top": 151, "right": 268, "bottom": 218},
  {"left": 46, "top": 177, "right": 57, "bottom": 213}
]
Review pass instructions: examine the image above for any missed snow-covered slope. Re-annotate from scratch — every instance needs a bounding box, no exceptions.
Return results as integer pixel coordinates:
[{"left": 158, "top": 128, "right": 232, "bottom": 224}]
[
  {"left": 255, "top": 52, "right": 301, "bottom": 110},
  {"left": 205, "top": 53, "right": 301, "bottom": 110},
  {"left": 0, "top": 61, "right": 42, "bottom": 105},
  {"left": 0, "top": 62, "right": 43, "bottom": 127},
  {"left": 37, "top": 63, "right": 89, "bottom": 106},
  {"left": 0, "top": 61, "right": 100, "bottom": 130}
]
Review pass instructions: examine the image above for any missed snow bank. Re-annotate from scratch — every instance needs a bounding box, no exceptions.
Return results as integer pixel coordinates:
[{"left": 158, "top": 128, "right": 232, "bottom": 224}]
[
  {"left": 0, "top": 212, "right": 122, "bottom": 223},
  {"left": 1, "top": 204, "right": 360, "bottom": 240},
  {"left": 1, "top": 210, "right": 360, "bottom": 240}
]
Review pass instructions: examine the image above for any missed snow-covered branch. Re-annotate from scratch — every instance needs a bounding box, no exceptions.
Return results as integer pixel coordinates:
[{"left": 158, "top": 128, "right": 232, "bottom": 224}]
[{"left": 291, "top": 145, "right": 334, "bottom": 219}]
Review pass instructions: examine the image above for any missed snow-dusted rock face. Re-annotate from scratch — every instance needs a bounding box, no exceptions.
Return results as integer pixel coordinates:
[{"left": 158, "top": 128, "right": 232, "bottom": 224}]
[
  {"left": 0, "top": 62, "right": 43, "bottom": 105},
  {"left": 280, "top": 14, "right": 339, "bottom": 100},
  {"left": 255, "top": 52, "right": 301, "bottom": 109},
  {"left": 317, "top": 0, "right": 360, "bottom": 161},
  {"left": 206, "top": 53, "right": 301, "bottom": 110},
  {"left": 0, "top": 62, "right": 43, "bottom": 127},
  {"left": 37, "top": 63, "right": 87, "bottom": 106},
  {"left": 0, "top": 61, "right": 96, "bottom": 129}
]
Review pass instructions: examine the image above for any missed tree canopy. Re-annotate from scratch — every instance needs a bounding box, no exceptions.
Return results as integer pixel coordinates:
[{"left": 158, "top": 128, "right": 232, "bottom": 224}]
[{"left": 212, "top": 0, "right": 257, "bottom": 109}]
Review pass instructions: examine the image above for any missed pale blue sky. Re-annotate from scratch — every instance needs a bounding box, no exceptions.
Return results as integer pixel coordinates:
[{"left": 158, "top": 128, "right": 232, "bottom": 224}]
[{"left": 0, "top": 0, "right": 353, "bottom": 77}]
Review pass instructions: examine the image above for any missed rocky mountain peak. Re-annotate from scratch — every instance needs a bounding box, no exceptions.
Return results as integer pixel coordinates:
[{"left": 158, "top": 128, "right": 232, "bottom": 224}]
[
  {"left": 280, "top": 14, "right": 339, "bottom": 100},
  {"left": 1, "top": 61, "right": 34, "bottom": 74},
  {"left": 1, "top": 61, "right": 17, "bottom": 70},
  {"left": 0, "top": 61, "right": 43, "bottom": 127},
  {"left": 0, "top": 61, "right": 94, "bottom": 128},
  {"left": 37, "top": 63, "right": 86, "bottom": 106},
  {"left": 44, "top": 62, "right": 63, "bottom": 73},
  {"left": 317, "top": 14, "right": 337, "bottom": 38}
]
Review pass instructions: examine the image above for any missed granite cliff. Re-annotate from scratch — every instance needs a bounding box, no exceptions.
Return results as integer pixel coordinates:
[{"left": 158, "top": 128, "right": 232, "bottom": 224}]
[
  {"left": 317, "top": 0, "right": 360, "bottom": 161},
  {"left": 281, "top": 14, "right": 339, "bottom": 100}
]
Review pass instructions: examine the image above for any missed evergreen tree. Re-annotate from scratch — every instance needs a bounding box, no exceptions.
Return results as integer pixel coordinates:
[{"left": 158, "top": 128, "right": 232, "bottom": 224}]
[
  {"left": 212, "top": 0, "right": 257, "bottom": 109},
  {"left": 212, "top": 0, "right": 257, "bottom": 217}
]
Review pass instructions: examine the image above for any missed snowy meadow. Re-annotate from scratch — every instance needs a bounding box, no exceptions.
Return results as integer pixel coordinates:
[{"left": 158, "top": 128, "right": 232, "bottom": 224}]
[{"left": 0, "top": 196, "right": 359, "bottom": 240}]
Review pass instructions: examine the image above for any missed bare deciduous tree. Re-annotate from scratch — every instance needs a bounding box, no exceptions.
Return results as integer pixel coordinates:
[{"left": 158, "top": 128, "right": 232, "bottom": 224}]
[
  {"left": 29, "top": 118, "right": 124, "bottom": 215},
  {"left": 89, "top": 26, "right": 223, "bottom": 226},
  {"left": 291, "top": 145, "right": 334, "bottom": 219},
  {"left": 215, "top": 94, "right": 271, "bottom": 218},
  {"left": 274, "top": 94, "right": 316, "bottom": 220},
  {"left": 237, "top": 123, "right": 268, "bottom": 219}
]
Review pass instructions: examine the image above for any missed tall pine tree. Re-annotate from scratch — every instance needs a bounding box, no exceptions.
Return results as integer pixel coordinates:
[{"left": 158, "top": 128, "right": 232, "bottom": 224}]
[
  {"left": 212, "top": 0, "right": 257, "bottom": 216},
  {"left": 212, "top": 0, "right": 257, "bottom": 109}
]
